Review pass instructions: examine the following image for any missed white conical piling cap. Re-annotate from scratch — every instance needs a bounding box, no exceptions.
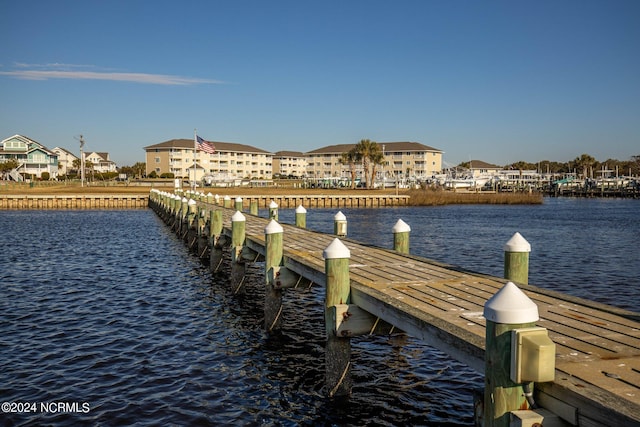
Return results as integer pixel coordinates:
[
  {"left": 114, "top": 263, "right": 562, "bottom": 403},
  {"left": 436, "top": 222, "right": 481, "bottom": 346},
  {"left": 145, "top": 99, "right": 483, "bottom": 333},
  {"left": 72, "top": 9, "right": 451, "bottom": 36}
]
[
  {"left": 392, "top": 219, "right": 411, "bottom": 233},
  {"left": 207, "top": 192, "right": 213, "bottom": 197},
  {"left": 264, "top": 219, "right": 284, "bottom": 234},
  {"left": 173, "top": 194, "right": 181, "bottom": 200},
  {"left": 504, "top": 232, "right": 531, "bottom": 252},
  {"left": 188, "top": 199, "right": 197, "bottom": 205},
  {"left": 231, "top": 211, "right": 246, "bottom": 222},
  {"left": 334, "top": 211, "right": 346, "bottom": 221},
  {"left": 323, "top": 238, "right": 351, "bottom": 259},
  {"left": 269, "top": 200, "right": 278, "bottom": 208},
  {"left": 181, "top": 197, "right": 188, "bottom": 203},
  {"left": 224, "top": 195, "right": 231, "bottom": 201},
  {"left": 235, "top": 197, "right": 243, "bottom": 202},
  {"left": 296, "top": 205, "right": 307, "bottom": 214},
  {"left": 483, "top": 282, "right": 539, "bottom": 324}
]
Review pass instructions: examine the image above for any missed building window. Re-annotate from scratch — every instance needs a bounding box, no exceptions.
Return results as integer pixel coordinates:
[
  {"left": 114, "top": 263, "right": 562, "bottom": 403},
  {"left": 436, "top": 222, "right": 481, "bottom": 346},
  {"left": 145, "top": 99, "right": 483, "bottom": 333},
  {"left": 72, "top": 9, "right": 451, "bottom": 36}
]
[{"left": 155, "top": 157, "right": 160, "bottom": 163}]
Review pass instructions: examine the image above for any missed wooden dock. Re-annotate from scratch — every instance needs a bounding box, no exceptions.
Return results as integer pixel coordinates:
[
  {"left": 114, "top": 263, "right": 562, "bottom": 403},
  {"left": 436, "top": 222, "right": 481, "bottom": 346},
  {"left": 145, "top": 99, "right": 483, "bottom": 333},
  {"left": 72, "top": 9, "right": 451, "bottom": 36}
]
[{"left": 149, "top": 191, "right": 640, "bottom": 426}]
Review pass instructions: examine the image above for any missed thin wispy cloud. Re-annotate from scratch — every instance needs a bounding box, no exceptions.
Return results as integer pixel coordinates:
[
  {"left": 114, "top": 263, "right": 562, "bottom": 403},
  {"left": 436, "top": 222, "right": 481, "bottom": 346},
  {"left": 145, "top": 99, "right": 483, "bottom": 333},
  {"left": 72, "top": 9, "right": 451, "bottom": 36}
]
[{"left": 0, "top": 63, "right": 224, "bottom": 85}]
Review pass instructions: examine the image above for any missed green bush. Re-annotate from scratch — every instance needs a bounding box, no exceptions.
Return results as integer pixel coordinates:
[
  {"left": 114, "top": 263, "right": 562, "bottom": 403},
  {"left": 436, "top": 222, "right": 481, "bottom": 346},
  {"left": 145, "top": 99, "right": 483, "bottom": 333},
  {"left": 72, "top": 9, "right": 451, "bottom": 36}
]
[
  {"left": 41, "top": 172, "right": 50, "bottom": 180},
  {"left": 160, "top": 172, "right": 175, "bottom": 178}
]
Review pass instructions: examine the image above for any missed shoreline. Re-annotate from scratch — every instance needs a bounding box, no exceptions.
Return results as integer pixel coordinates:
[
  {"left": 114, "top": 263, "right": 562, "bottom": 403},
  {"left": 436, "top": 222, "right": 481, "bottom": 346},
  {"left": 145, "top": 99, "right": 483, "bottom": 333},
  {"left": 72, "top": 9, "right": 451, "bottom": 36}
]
[{"left": 0, "top": 183, "right": 543, "bottom": 206}]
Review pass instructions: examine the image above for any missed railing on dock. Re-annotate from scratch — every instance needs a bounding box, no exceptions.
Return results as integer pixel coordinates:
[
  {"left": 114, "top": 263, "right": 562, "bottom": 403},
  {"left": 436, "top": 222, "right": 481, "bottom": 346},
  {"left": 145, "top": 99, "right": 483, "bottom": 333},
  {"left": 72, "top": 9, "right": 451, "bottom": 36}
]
[
  {"left": 0, "top": 195, "right": 149, "bottom": 209},
  {"left": 149, "top": 189, "right": 640, "bottom": 427}
]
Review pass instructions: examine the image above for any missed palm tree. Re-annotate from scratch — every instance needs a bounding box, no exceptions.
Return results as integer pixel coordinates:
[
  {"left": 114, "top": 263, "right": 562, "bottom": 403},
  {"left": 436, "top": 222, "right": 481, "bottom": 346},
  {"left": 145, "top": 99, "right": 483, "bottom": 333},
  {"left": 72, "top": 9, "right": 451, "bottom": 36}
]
[
  {"left": 340, "top": 149, "right": 361, "bottom": 189},
  {"left": 354, "top": 139, "right": 383, "bottom": 188},
  {"left": 370, "top": 151, "right": 385, "bottom": 188},
  {"left": 573, "top": 154, "right": 596, "bottom": 178}
]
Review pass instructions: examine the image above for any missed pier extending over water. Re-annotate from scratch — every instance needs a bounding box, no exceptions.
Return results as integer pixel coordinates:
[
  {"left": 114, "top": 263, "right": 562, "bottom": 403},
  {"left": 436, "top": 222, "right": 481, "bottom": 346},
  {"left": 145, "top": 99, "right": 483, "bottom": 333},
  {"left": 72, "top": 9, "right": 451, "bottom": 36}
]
[{"left": 149, "top": 189, "right": 640, "bottom": 427}]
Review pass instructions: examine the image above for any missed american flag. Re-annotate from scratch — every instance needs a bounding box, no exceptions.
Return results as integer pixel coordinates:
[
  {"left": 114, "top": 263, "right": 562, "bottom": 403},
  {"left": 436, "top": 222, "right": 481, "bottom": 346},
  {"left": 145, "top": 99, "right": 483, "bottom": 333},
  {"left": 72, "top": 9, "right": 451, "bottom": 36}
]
[{"left": 196, "top": 135, "right": 216, "bottom": 154}]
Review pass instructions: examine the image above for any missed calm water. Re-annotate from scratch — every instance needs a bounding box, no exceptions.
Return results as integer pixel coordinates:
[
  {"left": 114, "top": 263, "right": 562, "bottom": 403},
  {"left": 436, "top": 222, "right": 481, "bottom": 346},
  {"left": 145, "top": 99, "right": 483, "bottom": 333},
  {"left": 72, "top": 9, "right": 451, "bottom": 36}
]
[{"left": 1, "top": 198, "right": 638, "bottom": 426}]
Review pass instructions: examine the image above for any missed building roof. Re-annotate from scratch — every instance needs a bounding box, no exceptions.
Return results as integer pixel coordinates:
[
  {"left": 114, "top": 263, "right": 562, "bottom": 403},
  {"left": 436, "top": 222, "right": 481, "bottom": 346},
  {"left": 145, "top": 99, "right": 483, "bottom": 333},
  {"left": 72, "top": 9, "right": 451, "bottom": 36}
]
[
  {"left": 468, "top": 160, "right": 502, "bottom": 169},
  {"left": 306, "top": 141, "right": 442, "bottom": 155},
  {"left": 144, "top": 138, "right": 272, "bottom": 154},
  {"left": 274, "top": 150, "right": 306, "bottom": 158}
]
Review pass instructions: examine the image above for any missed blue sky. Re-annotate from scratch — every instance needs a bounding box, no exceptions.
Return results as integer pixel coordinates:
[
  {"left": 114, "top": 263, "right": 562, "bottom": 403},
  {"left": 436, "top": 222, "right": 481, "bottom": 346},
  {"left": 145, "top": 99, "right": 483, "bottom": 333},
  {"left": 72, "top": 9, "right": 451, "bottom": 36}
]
[{"left": 1, "top": 0, "right": 638, "bottom": 167}]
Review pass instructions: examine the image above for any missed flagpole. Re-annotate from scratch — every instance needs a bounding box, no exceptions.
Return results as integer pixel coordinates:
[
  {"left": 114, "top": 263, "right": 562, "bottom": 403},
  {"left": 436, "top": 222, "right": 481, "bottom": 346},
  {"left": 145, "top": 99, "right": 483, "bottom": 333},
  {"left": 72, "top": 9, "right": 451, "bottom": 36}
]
[{"left": 193, "top": 128, "right": 197, "bottom": 191}]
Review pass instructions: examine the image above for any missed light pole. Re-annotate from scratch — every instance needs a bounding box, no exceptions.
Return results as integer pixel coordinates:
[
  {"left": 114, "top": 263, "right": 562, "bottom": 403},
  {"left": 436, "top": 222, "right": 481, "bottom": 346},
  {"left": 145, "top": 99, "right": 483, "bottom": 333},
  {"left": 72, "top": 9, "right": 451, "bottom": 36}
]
[
  {"left": 382, "top": 144, "right": 386, "bottom": 189},
  {"left": 79, "top": 135, "right": 85, "bottom": 187}
]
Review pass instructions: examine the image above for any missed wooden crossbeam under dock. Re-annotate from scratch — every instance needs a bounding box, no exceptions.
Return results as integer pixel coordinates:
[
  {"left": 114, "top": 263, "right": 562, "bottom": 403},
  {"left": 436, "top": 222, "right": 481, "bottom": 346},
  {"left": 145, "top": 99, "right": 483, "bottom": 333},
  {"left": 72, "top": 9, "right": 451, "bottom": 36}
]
[{"left": 152, "top": 194, "right": 640, "bottom": 426}]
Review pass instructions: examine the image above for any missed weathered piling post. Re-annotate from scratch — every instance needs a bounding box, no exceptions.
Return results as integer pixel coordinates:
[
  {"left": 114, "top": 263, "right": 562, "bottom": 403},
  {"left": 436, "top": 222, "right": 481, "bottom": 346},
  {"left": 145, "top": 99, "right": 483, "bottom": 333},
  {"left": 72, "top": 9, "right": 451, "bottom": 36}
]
[
  {"left": 230, "top": 211, "right": 246, "bottom": 294},
  {"left": 209, "top": 209, "right": 224, "bottom": 273},
  {"left": 295, "top": 205, "right": 307, "bottom": 228},
  {"left": 177, "top": 197, "right": 188, "bottom": 235},
  {"left": 214, "top": 194, "right": 220, "bottom": 205},
  {"left": 483, "top": 282, "right": 555, "bottom": 427},
  {"left": 196, "top": 206, "right": 209, "bottom": 258},
  {"left": 186, "top": 199, "right": 198, "bottom": 244},
  {"left": 264, "top": 220, "right": 284, "bottom": 332},
  {"left": 206, "top": 192, "right": 213, "bottom": 204},
  {"left": 235, "top": 197, "right": 243, "bottom": 212},
  {"left": 323, "top": 238, "right": 352, "bottom": 397},
  {"left": 333, "top": 211, "right": 347, "bottom": 237},
  {"left": 250, "top": 200, "right": 258, "bottom": 216},
  {"left": 504, "top": 232, "right": 531, "bottom": 285},
  {"left": 268, "top": 201, "right": 278, "bottom": 221},
  {"left": 392, "top": 219, "right": 411, "bottom": 254},
  {"left": 223, "top": 195, "right": 231, "bottom": 208}
]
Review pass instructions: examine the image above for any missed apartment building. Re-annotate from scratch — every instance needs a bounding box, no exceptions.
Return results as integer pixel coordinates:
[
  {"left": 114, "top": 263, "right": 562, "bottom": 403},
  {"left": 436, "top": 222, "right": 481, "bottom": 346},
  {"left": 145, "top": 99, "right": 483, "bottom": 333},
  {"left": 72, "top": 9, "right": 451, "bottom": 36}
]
[
  {"left": 144, "top": 138, "right": 273, "bottom": 181},
  {"left": 305, "top": 141, "right": 443, "bottom": 180},
  {"left": 272, "top": 151, "right": 307, "bottom": 178}
]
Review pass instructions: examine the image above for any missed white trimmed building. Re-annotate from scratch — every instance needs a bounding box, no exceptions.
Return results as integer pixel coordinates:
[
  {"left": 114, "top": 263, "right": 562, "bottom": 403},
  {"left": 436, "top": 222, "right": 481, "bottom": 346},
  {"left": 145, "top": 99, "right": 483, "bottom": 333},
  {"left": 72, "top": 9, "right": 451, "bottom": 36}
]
[{"left": 0, "top": 134, "right": 59, "bottom": 181}]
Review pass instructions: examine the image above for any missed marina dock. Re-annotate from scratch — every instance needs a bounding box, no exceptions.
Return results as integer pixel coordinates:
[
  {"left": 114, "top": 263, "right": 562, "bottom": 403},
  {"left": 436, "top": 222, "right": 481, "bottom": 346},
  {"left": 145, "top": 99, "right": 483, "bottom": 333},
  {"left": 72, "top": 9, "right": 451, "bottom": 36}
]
[{"left": 149, "top": 190, "right": 640, "bottom": 426}]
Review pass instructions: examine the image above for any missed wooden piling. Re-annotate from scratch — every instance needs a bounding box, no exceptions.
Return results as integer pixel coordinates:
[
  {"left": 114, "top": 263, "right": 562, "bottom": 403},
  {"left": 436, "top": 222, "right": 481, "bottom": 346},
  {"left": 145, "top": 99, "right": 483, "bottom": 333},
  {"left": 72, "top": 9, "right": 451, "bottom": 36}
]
[
  {"left": 323, "top": 238, "right": 352, "bottom": 397},
  {"left": 264, "top": 220, "right": 284, "bottom": 332},
  {"left": 269, "top": 201, "right": 278, "bottom": 221},
  {"left": 209, "top": 209, "right": 224, "bottom": 273},
  {"left": 392, "top": 219, "right": 411, "bottom": 254},
  {"left": 295, "top": 205, "right": 307, "bottom": 228},
  {"left": 250, "top": 200, "right": 258, "bottom": 216},
  {"left": 230, "top": 211, "right": 246, "bottom": 294},
  {"left": 333, "top": 211, "right": 347, "bottom": 237},
  {"left": 504, "top": 232, "right": 531, "bottom": 285},
  {"left": 483, "top": 282, "right": 539, "bottom": 427},
  {"left": 235, "top": 197, "right": 243, "bottom": 212}
]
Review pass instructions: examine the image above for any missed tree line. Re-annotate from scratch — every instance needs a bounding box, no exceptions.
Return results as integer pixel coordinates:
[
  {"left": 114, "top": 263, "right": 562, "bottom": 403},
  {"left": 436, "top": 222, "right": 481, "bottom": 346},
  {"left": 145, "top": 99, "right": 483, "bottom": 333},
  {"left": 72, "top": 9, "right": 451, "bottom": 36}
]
[{"left": 467, "top": 154, "right": 640, "bottom": 178}]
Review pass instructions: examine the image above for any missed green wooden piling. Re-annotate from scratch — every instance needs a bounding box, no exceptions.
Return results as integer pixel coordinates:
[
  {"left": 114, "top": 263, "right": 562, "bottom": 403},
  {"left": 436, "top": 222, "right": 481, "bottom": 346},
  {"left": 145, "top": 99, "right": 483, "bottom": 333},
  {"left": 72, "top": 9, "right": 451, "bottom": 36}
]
[
  {"left": 223, "top": 195, "right": 231, "bottom": 208},
  {"left": 483, "top": 282, "right": 539, "bottom": 427},
  {"left": 209, "top": 209, "right": 224, "bottom": 273},
  {"left": 392, "top": 219, "right": 411, "bottom": 254},
  {"left": 333, "top": 211, "right": 347, "bottom": 237},
  {"left": 295, "top": 205, "right": 307, "bottom": 228},
  {"left": 323, "top": 238, "right": 352, "bottom": 397},
  {"left": 264, "top": 220, "right": 284, "bottom": 332},
  {"left": 504, "top": 232, "right": 531, "bottom": 285},
  {"left": 250, "top": 200, "right": 258, "bottom": 216},
  {"left": 231, "top": 211, "right": 246, "bottom": 294},
  {"left": 235, "top": 197, "right": 243, "bottom": 212},
  {"left": 269, "top": 201, "right": 278, "bottom": 221}
]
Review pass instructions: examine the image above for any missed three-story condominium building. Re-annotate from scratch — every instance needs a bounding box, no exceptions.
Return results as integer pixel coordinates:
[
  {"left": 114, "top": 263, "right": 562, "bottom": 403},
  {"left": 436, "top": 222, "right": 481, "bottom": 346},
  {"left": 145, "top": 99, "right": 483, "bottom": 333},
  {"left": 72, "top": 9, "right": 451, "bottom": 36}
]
[
  {"left": 144, "top": 138, "right": 273, "bottom": 181},
  {"left": 305, "top": 141, "right": 443, "bottom": 181},
  {"left": 272, "top": 151, "right": 307, "bottom": 178}
]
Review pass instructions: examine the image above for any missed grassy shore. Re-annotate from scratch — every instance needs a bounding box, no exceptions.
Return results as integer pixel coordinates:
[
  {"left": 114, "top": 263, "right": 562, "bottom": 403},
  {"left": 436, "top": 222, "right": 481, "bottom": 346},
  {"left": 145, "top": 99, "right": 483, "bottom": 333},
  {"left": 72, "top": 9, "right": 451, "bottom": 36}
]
[{"left": 0, "top": 181, "right": 543, "bottom": 205}]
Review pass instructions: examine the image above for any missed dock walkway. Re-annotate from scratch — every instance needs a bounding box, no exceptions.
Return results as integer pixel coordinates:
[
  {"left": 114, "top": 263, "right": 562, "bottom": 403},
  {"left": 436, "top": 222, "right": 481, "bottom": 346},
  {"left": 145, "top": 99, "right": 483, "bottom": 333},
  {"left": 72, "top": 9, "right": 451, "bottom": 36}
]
[{"left": 152, "top": 194, "right": 640, "bottom": 426}]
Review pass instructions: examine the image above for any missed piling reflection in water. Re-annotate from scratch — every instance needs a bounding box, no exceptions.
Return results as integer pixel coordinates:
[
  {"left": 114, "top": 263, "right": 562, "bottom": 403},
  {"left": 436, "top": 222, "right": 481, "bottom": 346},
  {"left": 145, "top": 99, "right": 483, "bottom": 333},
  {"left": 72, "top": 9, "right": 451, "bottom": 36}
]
[{"left": 1, "top": 210, "right": 480, "bottom": 426}]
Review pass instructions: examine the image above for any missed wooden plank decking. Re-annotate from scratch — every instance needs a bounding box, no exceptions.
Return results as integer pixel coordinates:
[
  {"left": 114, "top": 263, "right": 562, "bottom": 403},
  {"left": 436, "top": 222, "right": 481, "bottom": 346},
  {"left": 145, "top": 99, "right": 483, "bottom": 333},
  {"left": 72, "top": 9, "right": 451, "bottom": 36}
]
[{"left": 180, "top": 201, "right": 640, "bottom": 426}]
